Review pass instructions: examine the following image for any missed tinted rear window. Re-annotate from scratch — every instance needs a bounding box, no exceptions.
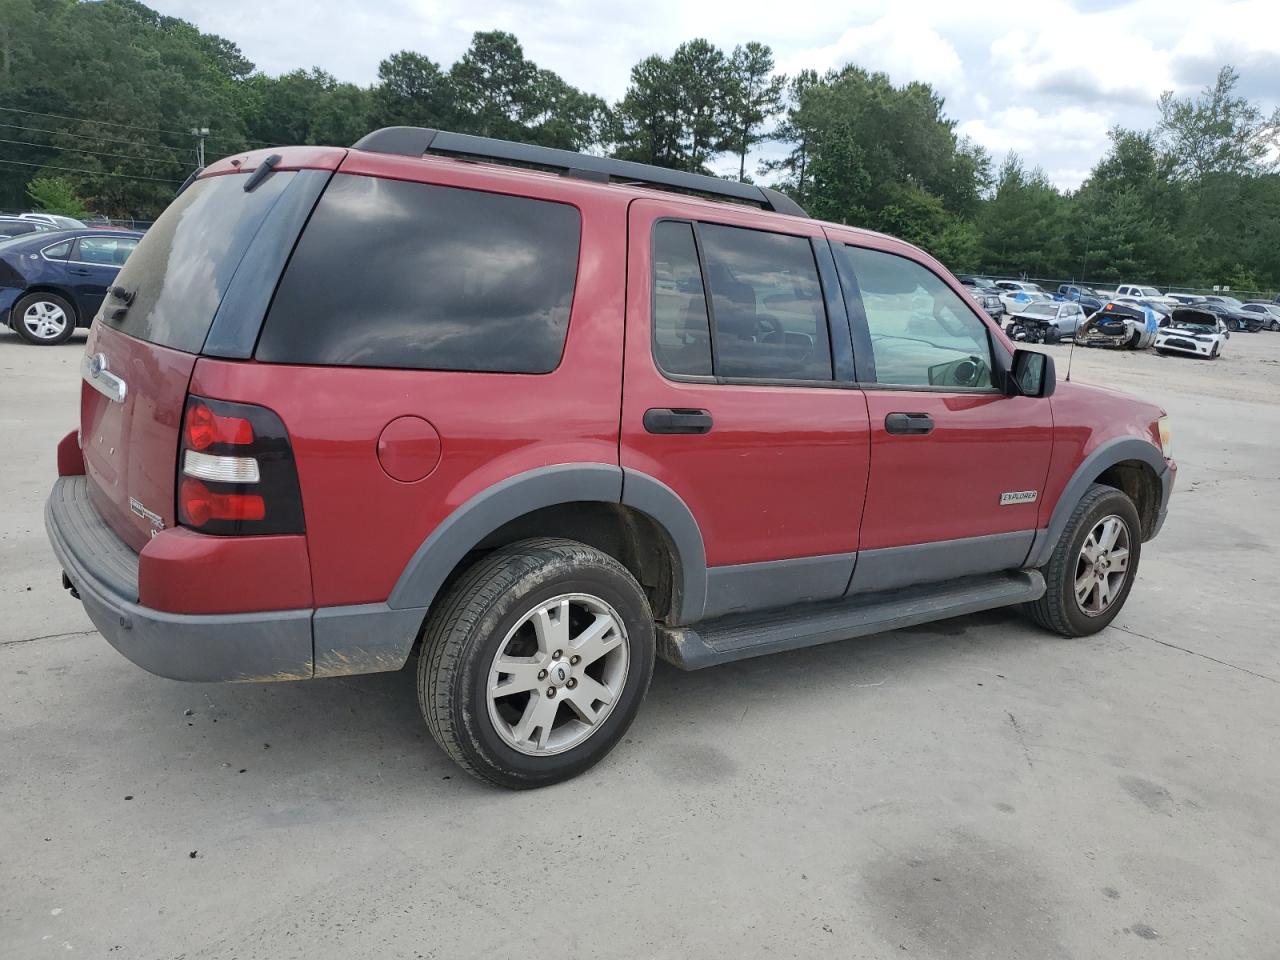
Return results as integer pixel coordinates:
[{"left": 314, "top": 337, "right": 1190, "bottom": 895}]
[
  {"left": 255, "top": 174, "right": 581, "bottom": 373},
  {"left": 102, "top": 171, "right": 297, "bottom": 353}
]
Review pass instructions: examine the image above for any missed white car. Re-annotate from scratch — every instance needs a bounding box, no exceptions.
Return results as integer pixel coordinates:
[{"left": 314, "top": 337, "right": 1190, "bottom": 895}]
[
  {"left": 1241, "top": 303, "right": 1280, "bottom": 332},
  {"left": 18, "top": 212, "right": 87, "bottom": 229},
  {"left": 993, "top": 280, "right": 1051, "bottom": 314},
  {"left": 1115, "top": 284, "right": 1177, "bottom": 308},
  {"left": 1154, "top": 308, "right": 1226, "bottom": 359},
  {"left": 1004, "top": 301, "right": 1088, "bottom": 342}
]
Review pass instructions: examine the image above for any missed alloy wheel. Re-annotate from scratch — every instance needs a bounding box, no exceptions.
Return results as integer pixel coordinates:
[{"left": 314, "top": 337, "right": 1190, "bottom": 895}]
[
  {"left": 1074, "top": 515, "right": 1131, "bottom": 616},
  {"left": 486, "top": 593, "right": 629, "bottom": 756},
  {"left": 21, "top": 300, "right": 69, "bottom": 341}
]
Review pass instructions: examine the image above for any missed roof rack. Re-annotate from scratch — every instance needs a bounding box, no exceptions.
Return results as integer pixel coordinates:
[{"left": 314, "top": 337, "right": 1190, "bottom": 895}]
[{"left": 351, "top": 127, "right": 809, "bottom": 218}]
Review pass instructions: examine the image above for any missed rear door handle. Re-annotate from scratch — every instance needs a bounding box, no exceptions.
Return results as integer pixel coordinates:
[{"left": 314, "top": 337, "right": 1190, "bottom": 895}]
[
  {"left": 69, "top": 268, "right": 92, "bottom": 276},
  {"left": 885, "top": 412, "right": 934, "bottom": 435},
  {"left": 643, "top": 408, "right": 713, "bottom": 435}
]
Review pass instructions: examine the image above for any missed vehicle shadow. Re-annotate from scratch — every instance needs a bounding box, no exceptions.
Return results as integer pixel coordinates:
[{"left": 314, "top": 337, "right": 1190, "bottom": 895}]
[{"left": 99, "top": 605, "right": 1051, "bottom": 800}]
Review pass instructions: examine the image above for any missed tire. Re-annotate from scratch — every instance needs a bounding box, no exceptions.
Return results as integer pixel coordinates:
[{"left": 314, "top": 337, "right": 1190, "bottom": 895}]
[
  {"left": 1269, "top": 320, "right": 1279, "bottom": 332},
  {"left": 1154, "top": 348, "right": 1168, "bottom": 356},
  {"left": 418, "top": 537, "right": 655, "bottom": 788},
  {"left": 13, "top": 292, "right": 76, "bottom": 345},
  {"left": 1210, "top": 344, "right": 1220, "bottom": 359},
  {"left": 1025, "top": 483, "right": 1142, "bottom": 638},
  {"left": 1125, "top": 329, "right": 1142, "bottom": 349}
]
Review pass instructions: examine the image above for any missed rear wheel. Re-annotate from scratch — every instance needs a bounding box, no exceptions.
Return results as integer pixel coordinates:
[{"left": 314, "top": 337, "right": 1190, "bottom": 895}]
[
  {"left": 1269, "top": 319, "right": 1279, "bottom": 332},
  {"left": 418, "top": 538, "right": 655, "bottom": 788},
  {"left": 1026, "top": 484, "right": 1142, "bottom": 637},
  {"left": 13, "top": 292, "right": 76, "bottom": 345}
]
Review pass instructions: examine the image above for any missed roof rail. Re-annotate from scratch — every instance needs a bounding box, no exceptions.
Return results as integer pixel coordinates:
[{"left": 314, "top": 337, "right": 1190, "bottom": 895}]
[{"left": 350, "top": 127, "right": 809, "bottom": 218}]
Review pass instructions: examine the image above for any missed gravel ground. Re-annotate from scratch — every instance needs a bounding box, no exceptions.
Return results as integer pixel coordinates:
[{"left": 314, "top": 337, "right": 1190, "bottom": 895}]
[{"left": 2, "top": 327, "right": 1278, "bottom": 959}]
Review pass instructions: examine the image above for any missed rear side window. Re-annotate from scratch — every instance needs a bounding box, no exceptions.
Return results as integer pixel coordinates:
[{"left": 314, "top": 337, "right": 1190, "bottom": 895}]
[
  {"left": 700, "top": 224, "right": 832, "bottom": 382},
  {"left": 104, "top": 171, "right": 297, "bottom": 353},
  {"left": 42, "top": 240, "right": 72, "bottom": 260},
  {"left": 650, "top": 220, "right": 832, "bottom": 383},
  {"left": 256, "top": 175, "right": 581, "bottom": 373},
  {"left": 652, "top": 221, "right": 713, "bottom": 377}
]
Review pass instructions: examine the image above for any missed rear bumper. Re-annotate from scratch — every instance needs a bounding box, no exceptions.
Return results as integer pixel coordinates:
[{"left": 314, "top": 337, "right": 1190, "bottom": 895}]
[{"left": 46, "top": 476, "right": 313, "bottom": 682}]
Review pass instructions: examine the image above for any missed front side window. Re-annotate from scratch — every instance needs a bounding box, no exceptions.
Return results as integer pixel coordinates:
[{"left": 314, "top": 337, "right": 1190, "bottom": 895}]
[
  {"left": 258, "top": 175, "right": 581, "bottom": 373},
  {"left": 842, "top": 245, "right": 994, "bottom": 390},
  {"left": 77, "top": 236, "right": 137, "bottom": 266}
]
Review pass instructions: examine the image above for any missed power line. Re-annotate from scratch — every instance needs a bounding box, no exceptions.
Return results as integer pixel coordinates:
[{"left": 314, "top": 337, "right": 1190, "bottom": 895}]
[
  {"left": 0, "top": 120, "right": 187, "bottom": 155},
  {"left": 0, "top": 158, "right": 182, "bottom": 184},
  {"left": 0, "top": 105, "right": 270, "bottom": 147},
  {"left": 0, "top": 136, "right": 187, "bottom": 167}
]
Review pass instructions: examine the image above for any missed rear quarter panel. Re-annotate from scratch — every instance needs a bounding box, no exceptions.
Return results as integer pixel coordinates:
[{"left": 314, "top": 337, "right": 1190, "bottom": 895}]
[{"left": 191, "top": 164, "right": 630, "bottom": 608}]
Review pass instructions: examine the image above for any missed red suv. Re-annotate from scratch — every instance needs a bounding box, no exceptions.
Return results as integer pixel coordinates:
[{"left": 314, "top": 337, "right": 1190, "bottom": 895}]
[{"left": 46, "top": 128, "right": 1175, "bottom": 787}]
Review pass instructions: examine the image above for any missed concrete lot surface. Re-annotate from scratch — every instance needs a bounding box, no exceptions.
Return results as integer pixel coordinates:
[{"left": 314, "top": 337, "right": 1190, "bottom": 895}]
[{"left": 2, "top": 328, "right": 1278, "bottom": 959}]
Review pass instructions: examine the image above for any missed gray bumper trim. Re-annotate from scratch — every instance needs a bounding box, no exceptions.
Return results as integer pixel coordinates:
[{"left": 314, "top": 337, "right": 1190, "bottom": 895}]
[{"left": 47, "top": 478, "right": 313, "bottom": 683}]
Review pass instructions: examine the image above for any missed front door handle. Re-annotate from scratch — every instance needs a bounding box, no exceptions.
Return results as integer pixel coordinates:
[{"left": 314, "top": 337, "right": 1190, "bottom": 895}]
[
  {"left": 885, "top": 412, "right": 934, "bottom": 435},
  {"left": 643, "top": 408, "right": 713, "bottom": 435},
  {"left": 69, "top": 268, "right": 93, "bottom": 276}
]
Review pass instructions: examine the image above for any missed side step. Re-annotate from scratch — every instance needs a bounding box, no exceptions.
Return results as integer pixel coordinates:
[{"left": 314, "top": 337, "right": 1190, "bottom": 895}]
[{"left": 656, "top": 570, "right": 1045, "bottom": 670}]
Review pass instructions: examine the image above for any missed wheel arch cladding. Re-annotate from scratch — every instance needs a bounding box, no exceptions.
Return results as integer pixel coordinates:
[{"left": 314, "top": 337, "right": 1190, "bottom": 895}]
[
  {"left": 1030, "top": 437, "right": 1166, "bottom": 567},
  {"left": 386, "top": 463, "right": 708, "bottom": 626}
]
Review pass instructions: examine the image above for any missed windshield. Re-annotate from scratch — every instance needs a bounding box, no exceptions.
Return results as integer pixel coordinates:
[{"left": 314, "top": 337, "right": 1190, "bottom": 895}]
[
  {"left": 1139, "top": 287, "right": 1161, "bottom": 297},
  {"left": 1021, "top": 304, "right": 1057, "bottom": 317}
]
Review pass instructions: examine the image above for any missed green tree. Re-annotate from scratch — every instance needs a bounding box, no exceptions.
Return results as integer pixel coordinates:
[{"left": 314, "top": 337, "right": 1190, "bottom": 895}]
[
  {"left": 724, "top": 42, "right": 784, "bottom": 181},
  {"left": 975, "top": 154, "right": 1068, "bottom": 277},
  {"left": 1157, "top": 66, "right": 1280, "bottom": 180},
  {"left": 759, "top": 69, "right": 820, "bottom": 200},
  {"left": 370, "top": 51, "right": 454, "bottom": 129},
  {"left": 26, "top": 176, "right": 89, "bottom": 217}
]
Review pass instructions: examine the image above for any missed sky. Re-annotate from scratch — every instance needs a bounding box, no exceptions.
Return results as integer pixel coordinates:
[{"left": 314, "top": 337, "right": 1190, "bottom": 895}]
[{"left": 147, "top": 0, "right": 1280, "bottom": 191}]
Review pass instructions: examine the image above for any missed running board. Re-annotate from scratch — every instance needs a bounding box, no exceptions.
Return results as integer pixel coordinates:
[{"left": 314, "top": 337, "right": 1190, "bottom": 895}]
[{"left": 656, "top": 570, "right": 1045, "bottom": 670}]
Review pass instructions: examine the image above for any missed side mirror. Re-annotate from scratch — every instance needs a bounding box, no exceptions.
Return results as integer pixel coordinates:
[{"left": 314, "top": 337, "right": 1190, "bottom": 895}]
[{"left": 1008, "top": 348, "right": 1056, "bottom": 398}]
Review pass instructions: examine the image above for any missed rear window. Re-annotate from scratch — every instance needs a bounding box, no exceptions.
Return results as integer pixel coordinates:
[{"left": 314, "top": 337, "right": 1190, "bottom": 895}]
[
  {"left": 255, "top": 174, "right": 581, "bottom": 373},
  {"left": 102, "top": 171, "right": 297, "bottom": 353}
]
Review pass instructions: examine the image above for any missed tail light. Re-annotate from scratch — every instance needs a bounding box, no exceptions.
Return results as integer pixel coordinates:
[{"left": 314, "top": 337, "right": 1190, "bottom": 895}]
[{"left": 177, "top": 396, "right": 304, "bottom": 535}]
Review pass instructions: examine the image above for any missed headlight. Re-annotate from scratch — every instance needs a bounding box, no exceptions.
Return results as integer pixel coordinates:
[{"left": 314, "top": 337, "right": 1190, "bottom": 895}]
[{"left": 1157, "top": 416, "right": 1172, "bottom": 459}]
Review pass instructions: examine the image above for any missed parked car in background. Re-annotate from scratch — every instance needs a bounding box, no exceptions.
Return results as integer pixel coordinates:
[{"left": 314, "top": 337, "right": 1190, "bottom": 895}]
[
  {"left": 1199, "top": 300, "right": 1262, "bottom": 333},
  {"left": 1058, "top": 284, "right": 1106, "bottom": 313},
  {"left": 43, "top": 129, "right": 1176, "bottom": 788},
  {"left": 1113, "top": 295, "right": 1172, "bottom": 325},
  {"left": 0, "top": 228, "right": 143, "bottom": 344},
  {"left": 1076, "top": 300, "right": 1159, "bottom": 349},
  {"left": 1167, "top": 293, "right": 1205, "bottom": 305},
  {"left": 1240, "top": 303, "right": 1280, "bottom": 331},
  {"left": 960, "top": 281, "right": 1004, "bottom": 320},
  {"left": 19, "top": 212, "right": 87, "bottom": 229},
  {"left": 1155, "top": 308, "right": 1226, "bottom": 359},
  {"left": 1005, "top": 300, "right": 1087, "bottom": 342},
  {"left": 1115, "top": 284, "right": 1176, "bottom": 308},
  {"left": 994, "top": 280, "right": 1051, "bottom": 314},
  {"left": 1202, "top": 294, "right": 1245, "bottom": 309},
  {"left": 0, "top": 216, "right": 55, "bottom": 240}
]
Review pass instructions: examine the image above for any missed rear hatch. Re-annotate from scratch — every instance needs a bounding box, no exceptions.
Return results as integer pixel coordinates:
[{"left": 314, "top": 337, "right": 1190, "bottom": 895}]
[{"left": 79, "top": 158, "right": 333, "bottom": 551}]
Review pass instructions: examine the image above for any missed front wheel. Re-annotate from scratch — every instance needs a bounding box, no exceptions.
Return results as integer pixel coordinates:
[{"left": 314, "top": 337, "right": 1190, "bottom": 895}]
[
  {"left": 1025, "top": 483, "right": 1142, "bottom": 637},
  {"left": 419, "top": 538, "right": 655, "bottom": 788},
  {"left": 1269, "top": 320, "right": 1279, "bottom": 332},
  {"left": 13, "top": 292, "right": 76, "bottom": 345}
]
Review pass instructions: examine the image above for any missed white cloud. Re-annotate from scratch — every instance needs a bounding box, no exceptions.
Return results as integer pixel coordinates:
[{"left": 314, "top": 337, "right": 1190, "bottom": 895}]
[
  {"left": 144, "top": 0, "right": 1280, "bottom": 192},
  {"left": 778, "top": 13, "right": 966, "bottom": 96}
]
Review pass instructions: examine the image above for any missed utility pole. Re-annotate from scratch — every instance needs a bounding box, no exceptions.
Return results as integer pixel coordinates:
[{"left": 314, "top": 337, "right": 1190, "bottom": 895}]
[{"left": 191, "top": 127, "right": 209, "bottom": 168}]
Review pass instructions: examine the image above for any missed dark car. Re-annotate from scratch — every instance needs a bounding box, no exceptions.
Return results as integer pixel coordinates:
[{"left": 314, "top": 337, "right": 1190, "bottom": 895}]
[
  {"left": 1198, "top": 300, "right": 1263, "bottom": 333},
  {"left": 1058, "top": 284, "right": 1106, "bottom": 314},
  {"left": 957, "top": 275, "right": 1004, "bottom": 319},
  {"left": 45, "top": 129, "right": 1174, "bottom": 788},
  {"left": 0, "top": 216, "right": 56, "bottom": 240},
  {"left": 0, "top": 228, "right": 143, "bottom": 344}
]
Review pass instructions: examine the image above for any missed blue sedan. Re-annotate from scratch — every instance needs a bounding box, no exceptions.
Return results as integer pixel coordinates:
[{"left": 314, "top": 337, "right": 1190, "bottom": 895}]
[{"left": 0, "top": 228, "right": 143, "bottom": 345}]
